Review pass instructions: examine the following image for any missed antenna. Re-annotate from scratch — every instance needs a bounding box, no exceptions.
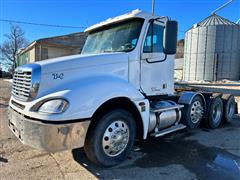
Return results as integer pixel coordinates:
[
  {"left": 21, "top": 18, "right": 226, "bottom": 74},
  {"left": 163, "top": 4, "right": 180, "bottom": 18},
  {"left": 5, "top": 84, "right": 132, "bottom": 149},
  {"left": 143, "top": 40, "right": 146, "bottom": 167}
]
[
  {"left": 211, "top": 0, "right": 234, "bottom": 15},
  {"left": 152, "top": 0, "right": 155, "bottom": 16}
]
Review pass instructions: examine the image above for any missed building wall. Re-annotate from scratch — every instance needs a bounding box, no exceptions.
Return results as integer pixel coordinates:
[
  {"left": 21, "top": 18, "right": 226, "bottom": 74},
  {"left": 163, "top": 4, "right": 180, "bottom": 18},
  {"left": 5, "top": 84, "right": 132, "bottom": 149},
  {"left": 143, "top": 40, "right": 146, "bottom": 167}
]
[
  {"left": 17, "top": 52, "right": 29, "bottom": 66},
  {"left": 17, "top": 47, "right": 36, "bottom": 66},
  {"left": 28, "top": 47, "right": 36, "bottom": 63},
  {"left": 17, "top": 32, "right": 87, "bottom": 66},
  {"left": 18, "top": 44, "right": 81, "bottom": 66},
  {"left": 175, "top": 39, "right": 184, "bottom": 59},
  {"left": 174, "top": 58, "right": 184, "bottom": 80},
  {"left": 46, "top": 46, "right": 77, "bottom": 59}
]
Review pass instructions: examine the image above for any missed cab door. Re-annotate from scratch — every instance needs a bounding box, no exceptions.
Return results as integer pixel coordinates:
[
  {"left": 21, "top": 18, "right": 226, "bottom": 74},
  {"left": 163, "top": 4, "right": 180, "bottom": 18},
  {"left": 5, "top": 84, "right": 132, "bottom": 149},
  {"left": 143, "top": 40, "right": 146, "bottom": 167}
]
[{"left": 140, "top": 20, "right": 174, "bottom": 96}]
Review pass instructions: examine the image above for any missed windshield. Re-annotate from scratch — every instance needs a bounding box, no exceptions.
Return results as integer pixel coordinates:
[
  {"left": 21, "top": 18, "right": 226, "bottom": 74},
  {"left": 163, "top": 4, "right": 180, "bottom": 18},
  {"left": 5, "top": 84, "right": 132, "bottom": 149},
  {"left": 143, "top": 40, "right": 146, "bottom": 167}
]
[{"left": 81, "top": 18, "right": 144, "bottom": 54}]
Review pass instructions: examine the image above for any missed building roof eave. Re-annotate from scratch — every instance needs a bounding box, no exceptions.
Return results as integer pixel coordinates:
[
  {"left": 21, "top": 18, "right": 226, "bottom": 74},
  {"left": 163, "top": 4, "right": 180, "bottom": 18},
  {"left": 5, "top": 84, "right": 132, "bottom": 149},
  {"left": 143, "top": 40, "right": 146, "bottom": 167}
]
[{"left": 18, "top": 41, "right": 37, "bottom": 55}]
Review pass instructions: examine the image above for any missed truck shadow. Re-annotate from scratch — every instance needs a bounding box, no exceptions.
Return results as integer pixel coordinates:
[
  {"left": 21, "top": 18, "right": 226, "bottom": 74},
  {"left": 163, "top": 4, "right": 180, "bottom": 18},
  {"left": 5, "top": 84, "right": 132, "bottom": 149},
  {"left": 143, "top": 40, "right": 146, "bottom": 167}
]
[{"left": 72, "top": 128, "right": 240, "bottom": 179}]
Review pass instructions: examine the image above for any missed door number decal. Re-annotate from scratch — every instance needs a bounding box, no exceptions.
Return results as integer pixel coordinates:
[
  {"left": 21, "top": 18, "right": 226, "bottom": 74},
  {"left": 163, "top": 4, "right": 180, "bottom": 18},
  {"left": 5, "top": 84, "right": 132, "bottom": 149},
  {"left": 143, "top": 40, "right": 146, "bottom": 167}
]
[{"left": 52, "top": 73, "right": 64, "bottom": 80}]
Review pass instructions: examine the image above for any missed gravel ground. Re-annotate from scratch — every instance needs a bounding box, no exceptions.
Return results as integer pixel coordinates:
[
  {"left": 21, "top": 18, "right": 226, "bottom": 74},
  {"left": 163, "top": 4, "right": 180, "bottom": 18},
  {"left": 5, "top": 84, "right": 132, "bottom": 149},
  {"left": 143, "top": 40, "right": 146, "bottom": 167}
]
[{"left": 1, "top": 79, "right": 240, "bottom": 180}]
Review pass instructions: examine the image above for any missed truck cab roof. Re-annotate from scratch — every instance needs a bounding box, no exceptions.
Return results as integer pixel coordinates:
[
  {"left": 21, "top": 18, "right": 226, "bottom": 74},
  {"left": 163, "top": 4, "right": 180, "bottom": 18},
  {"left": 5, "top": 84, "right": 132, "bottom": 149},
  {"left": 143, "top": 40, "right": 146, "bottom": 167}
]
[{"left": 84, "top": 9, "right": 168, "bottom": 32}]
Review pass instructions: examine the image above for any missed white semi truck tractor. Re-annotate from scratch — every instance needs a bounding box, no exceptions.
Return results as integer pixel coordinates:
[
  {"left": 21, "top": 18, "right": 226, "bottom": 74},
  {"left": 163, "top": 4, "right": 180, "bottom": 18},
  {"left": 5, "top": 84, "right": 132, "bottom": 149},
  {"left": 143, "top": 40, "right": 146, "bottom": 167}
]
[{"left": 8, "top": 10, "right": 236, "bottom": 167}]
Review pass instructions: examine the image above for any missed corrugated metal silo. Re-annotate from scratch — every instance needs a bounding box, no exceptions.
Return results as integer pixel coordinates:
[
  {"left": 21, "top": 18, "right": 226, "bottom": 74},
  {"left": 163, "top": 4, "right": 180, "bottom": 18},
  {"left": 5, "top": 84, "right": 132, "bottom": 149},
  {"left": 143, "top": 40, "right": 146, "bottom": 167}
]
[{"left": 184, "top": 14, "right": 240, "bottom": 81}]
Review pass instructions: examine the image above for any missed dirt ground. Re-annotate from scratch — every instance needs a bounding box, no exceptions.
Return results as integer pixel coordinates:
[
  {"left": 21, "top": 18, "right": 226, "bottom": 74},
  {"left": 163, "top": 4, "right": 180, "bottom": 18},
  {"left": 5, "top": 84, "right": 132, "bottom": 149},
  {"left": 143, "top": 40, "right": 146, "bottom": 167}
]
[{"left": 1, "top": 79, "right": 240, "bottom": 180}]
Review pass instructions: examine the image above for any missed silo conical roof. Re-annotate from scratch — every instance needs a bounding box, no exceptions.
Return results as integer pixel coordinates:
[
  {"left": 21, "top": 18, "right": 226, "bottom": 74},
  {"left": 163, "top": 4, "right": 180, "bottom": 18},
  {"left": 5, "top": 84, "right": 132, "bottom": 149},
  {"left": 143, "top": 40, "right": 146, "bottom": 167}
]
[{"left": 197, "top": 14, "right": 237, "bottom": 27}]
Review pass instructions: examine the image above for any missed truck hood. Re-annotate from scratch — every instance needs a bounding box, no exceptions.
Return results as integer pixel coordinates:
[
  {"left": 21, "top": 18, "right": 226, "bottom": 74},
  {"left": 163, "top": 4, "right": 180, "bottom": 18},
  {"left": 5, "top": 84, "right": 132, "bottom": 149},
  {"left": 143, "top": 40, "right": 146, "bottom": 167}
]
[
  {"left": 34, "top": 52, "right": 129, "bottom": 97},
  {"left": 35, "top": 52, "right": 128, "bottom": 74}
]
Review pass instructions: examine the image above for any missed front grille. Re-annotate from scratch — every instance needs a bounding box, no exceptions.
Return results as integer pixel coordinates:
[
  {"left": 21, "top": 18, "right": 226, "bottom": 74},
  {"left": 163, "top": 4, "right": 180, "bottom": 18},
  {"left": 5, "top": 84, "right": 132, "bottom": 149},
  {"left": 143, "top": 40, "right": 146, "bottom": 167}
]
[
  {"left": 11, "top": 64, "right": 41, "bottom": 102},
  {"left": 12, "top": 70, "right": 32, "bottom": 101}
]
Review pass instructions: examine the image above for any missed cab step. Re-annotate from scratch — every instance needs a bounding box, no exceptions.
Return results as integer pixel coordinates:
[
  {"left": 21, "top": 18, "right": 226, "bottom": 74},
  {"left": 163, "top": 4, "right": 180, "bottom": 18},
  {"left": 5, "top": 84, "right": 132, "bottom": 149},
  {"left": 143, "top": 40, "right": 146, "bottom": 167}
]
[
  {"left": 151, "top": 104, "right": 184, "bottom": 113},
  {"left": 151, "top": 124, "right": 186, "bottom": 137}
]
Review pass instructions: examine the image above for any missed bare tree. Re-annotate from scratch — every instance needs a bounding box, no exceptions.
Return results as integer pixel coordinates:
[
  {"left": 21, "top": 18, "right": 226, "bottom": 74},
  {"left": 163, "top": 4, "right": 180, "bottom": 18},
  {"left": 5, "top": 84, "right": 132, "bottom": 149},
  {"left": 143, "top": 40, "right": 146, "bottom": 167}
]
[{"left": 0, "top": 24, "right": 28, "bottom": 73}]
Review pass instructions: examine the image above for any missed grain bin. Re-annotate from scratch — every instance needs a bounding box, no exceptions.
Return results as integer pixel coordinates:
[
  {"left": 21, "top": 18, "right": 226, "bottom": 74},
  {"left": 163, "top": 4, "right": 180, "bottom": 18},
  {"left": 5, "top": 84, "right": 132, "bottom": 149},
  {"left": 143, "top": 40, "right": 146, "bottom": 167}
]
[{"left": 184, "top": 14, "right": 240, "bottom": 81}]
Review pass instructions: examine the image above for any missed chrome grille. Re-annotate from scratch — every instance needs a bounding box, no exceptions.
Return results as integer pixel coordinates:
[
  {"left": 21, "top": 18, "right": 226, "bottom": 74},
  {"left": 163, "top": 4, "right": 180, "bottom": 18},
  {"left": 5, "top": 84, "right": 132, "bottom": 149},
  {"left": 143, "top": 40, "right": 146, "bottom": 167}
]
[
  {"left": 12, "top": 70, "right": 32, "bottom": 101},
  {"left": 11, "top": 64, "right": 41, "bottom": 102}
]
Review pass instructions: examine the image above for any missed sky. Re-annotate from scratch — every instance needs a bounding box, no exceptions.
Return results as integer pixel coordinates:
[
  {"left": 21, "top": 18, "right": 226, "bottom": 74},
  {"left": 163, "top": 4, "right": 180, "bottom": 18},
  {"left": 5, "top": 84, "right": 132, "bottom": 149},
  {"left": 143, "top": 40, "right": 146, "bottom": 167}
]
[{"left": 0, "top": 0, "right": 240, "bottom": 43}]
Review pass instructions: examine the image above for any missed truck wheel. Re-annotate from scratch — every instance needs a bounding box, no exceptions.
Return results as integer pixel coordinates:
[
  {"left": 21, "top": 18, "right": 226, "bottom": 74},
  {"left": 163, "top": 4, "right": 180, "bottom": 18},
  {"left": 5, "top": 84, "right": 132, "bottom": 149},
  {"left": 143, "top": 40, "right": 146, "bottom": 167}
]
[
  {"left": 182, "top": 95, "right": 204, "bottom": 129},
  {"left": 222, "top": 94, "right": 235, "bottom": 123},
  {"left": 206, "top": 96, "right": 223, "bottom": 129},
  {"left": 84, "top": 109, "right": 136, "bottom": 167}
]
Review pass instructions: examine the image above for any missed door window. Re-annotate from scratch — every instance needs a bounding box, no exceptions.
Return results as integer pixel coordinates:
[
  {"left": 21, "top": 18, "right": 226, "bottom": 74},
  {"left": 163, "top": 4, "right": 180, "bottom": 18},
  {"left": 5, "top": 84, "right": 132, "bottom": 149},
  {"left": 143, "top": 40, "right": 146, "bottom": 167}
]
[{"left": 143, "top": 22, "right": 164, "bottom": 53}]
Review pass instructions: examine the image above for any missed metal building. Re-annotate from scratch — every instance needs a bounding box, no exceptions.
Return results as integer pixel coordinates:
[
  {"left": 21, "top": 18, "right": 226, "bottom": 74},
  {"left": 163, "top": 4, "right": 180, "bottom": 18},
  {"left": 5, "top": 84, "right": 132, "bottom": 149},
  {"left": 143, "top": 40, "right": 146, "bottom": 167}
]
[{"left": 183, "top": 14, "right": 240, "bottom": 81}]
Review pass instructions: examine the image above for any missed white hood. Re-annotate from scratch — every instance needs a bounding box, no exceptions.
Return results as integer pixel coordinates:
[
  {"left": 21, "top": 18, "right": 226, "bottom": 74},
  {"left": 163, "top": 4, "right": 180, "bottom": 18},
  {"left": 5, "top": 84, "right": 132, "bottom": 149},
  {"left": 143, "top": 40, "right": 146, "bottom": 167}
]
[
  {"left": 36, "top": 52, "right": 128, "bottom": 74},
  {"left": 35, "top": 52, "right": 129, "bottom": 97}
]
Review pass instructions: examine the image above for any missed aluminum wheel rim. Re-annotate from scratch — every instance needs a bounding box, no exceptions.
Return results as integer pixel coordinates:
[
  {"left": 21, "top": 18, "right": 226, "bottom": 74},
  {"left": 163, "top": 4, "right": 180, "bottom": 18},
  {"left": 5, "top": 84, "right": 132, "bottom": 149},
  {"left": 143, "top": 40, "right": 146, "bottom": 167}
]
[
  {"left": 190, "top": 101, "right": 204, "bottom": 123},
  {"left": 227, "top": 101, "right": 235, "bottom": 118},
  {"left": 212, "top": 103, "right": 221, "bottom": 123},
  {"left": 102, "top": 120, "right": 129, "bottom": 157}
]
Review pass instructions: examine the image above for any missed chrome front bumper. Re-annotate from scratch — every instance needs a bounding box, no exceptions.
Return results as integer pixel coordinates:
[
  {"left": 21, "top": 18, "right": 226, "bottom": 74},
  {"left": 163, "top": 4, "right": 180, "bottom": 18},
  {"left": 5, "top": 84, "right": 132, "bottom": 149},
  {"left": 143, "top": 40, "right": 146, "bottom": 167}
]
[{"left": 8, "top": 107, "right": 90, "bottom": 152}]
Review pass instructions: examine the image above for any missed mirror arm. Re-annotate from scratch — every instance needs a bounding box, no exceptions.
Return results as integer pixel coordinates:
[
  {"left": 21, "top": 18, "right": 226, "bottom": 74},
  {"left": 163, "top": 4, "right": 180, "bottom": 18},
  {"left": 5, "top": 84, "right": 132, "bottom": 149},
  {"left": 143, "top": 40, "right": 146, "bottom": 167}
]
[{"left": 148, "top": 18, "right": 165, "bottom": 24}]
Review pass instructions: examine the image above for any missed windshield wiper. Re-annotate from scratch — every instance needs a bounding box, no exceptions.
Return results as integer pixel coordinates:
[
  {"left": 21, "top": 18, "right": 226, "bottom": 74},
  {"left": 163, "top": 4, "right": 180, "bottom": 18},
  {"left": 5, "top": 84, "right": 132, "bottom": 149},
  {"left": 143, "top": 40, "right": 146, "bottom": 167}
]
[
  {"left": 102, "top": 48, "right": 134, "bottom": 53},
  {"left": 121, "top": 48, "right": 135, "bottom": 52},
  {"left": 103, "top": 50, "right": 113, "bottom": 53}
]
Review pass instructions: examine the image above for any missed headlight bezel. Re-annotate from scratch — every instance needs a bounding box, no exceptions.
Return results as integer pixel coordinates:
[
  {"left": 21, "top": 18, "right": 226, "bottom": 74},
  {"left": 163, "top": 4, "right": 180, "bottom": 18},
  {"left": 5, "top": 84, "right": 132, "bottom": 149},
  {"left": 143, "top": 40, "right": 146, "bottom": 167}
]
[{"left": 31, "top": 98, "right": 69, "bottom": 114}]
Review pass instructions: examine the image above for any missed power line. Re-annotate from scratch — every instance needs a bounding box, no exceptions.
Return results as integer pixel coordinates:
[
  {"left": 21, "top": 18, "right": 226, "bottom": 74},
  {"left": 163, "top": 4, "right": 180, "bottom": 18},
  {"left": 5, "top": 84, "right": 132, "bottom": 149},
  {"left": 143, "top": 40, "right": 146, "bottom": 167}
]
[
  {"left": 0, "top": 18, "right": 237, "bottom": 39},
  {"left": 0, "top": 19, "right": 87, "bottom": 29}
]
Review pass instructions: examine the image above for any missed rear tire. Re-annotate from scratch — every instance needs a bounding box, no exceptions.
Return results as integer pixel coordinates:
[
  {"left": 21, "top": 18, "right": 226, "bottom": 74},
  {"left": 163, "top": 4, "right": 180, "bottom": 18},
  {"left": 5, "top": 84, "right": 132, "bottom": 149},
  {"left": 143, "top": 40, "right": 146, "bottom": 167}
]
[
  {"left": 84, "top": 109, "right": 136, "bottom": 167},
  {"left": 222, "top": 94, "right": 235, "bottom": 123},
  {"left": 181, "top": 95, "right": 204, "bottom": 129},
  {"left": 206, "top": 96, "right": 223, "bottom": 129}
]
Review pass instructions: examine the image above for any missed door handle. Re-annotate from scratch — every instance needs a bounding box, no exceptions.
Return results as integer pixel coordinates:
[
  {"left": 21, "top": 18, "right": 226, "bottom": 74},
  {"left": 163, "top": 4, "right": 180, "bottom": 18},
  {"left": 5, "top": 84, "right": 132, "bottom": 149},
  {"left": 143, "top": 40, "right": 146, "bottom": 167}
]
[{"left": 145, "top": 54, "right": 167, "bottom": 64}]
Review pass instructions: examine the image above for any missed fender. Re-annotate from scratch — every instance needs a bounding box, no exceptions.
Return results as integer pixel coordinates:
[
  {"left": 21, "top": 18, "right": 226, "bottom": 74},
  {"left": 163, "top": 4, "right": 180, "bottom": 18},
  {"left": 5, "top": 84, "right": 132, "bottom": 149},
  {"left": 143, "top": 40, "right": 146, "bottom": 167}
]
[
  {"left": 132, "top": 99, "right": 150, "bottom": 139},
  {"left": 178, "top": 91, "right": 206, "bottom": 108},
  {"left": 63, "top": 75, "right": 146, "bottom": 120}
]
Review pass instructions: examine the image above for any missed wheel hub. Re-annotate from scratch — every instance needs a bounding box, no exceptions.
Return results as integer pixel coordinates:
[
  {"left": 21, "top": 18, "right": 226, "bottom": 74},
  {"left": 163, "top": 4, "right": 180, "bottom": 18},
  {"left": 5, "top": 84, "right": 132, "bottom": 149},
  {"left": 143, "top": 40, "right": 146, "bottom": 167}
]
[
  {"left": 190, "top": 101, "right": 204, "bottom": 123},
  {"left": 102, "top": 120, "right": 129, "bottom": 157}
]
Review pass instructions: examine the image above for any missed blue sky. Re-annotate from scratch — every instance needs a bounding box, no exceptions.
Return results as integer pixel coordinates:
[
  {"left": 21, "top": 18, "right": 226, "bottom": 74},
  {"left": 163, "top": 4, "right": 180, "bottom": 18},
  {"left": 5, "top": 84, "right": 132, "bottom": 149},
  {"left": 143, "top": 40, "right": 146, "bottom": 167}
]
[{"left": 0, "top": 0, "right": 240, "bottom": 43}]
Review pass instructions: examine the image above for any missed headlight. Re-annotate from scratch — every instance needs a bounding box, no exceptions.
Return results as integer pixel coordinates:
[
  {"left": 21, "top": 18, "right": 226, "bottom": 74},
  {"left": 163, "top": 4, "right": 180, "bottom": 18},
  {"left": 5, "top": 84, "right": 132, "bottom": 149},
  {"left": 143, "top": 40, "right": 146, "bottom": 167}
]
[{"left": 38, "top": 99, "right": 68, "bottom": 114}]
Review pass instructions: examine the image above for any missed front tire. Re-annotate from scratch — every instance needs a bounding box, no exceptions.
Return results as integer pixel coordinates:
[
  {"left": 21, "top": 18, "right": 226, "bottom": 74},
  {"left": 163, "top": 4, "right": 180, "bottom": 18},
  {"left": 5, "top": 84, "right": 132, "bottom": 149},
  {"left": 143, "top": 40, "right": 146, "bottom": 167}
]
[{"left": 84, "top": 109, "right": 136, "bottom": 167}]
